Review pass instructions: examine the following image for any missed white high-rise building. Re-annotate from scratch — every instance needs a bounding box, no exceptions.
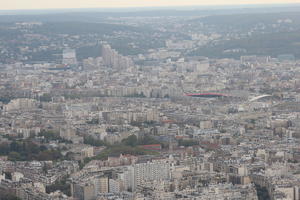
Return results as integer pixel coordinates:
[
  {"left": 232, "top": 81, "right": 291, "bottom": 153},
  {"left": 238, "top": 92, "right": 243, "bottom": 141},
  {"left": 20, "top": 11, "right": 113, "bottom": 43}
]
[
  {"left": 133, "top": 159, "right": 170, "bottom": 190},
  {"left": 101, "top": 43, "right": 133, "bottom": 69},
  {"left": 109, "top": 179, "right": 121, "bottom": 193},
  {"left": 119, "top": 166, "right": 135, "bottom": 191},
  {"left": 93, "top": 176, "right": 109, "bottom": 195},
  {"left": 63, "top": 49, "right": 77, "bottom": 66}
]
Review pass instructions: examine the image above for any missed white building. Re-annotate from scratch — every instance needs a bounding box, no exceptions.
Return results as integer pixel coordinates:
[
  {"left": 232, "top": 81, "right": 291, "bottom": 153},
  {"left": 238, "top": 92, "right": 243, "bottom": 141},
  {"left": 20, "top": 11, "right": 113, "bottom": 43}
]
[
  {"left": 133, "top": 159, "right": 170, "bottom": 190},
  {"left": 109, "top": 179, "right": 121, "bottom": 193},
  {"left": 63, "top": 49, "right": 77, "bottom": 66}
]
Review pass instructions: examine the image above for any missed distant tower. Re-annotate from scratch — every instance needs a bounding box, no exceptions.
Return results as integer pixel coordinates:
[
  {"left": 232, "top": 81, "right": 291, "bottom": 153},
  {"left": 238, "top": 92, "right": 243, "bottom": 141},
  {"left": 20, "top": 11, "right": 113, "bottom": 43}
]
[
  {"left": 101, "top": 43, "right": 113, "bottom": 67},
  {"left": 101, "top": 42, "right": 133, "bottom": 69},
  {"left": 63, "top": 48, "right": 77, "bottom": 66}
]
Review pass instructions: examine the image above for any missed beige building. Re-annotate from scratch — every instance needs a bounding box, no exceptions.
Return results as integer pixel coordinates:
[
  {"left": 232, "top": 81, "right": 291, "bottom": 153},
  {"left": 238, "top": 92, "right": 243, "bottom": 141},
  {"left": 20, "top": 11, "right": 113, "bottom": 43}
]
[{"left": 81, "top": 147, "right": 94, "bottom": 159}]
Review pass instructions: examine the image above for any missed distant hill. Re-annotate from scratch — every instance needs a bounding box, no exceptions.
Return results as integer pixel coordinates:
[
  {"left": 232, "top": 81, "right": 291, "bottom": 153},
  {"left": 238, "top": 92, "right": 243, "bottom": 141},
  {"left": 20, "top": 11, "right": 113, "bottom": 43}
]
[
  {"left": 189, "top": 12, "right": 300, "bottom": 59},
  {"left": 1, "top": 5, "right": 300, "bottom": 22},
  {"left": 195, "top": 12, "right": 300, "bottom": 31}
]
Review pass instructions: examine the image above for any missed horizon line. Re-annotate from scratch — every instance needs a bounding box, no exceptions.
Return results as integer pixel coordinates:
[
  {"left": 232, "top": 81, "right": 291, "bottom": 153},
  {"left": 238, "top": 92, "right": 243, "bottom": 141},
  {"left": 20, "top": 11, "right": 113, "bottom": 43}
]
[{"left": 1, "top": 2, "right": 300, "bottom": 12}]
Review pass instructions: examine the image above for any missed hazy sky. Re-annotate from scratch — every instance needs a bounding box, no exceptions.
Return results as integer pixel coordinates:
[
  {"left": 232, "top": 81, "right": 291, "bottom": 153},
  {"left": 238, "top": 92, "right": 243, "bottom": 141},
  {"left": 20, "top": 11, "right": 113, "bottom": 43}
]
[{"left": 2, "top": 0, "right": 300, "bottom": 10}]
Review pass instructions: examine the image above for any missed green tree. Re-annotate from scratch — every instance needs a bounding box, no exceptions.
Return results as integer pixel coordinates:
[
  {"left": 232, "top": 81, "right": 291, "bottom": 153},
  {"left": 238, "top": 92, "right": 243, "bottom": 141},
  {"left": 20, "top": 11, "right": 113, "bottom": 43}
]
[
  {"left": 138, "top": 135, "right": 161, "bottom": 145},
  {"left": 8, "top": 152, "right": 21, "bottom": 161},
  {"left": 84, "top": 136, "right": 106, "bottom": 147},
  {"left": 178, "top": 139, "right": 198, "bottom": 147},
  {"left": 39, "top": 130, "right": 61, "bottom": 141},
  {"left": 122, "top": 135, "right": 138, "bottom": 147},
  {"left": 0, "top": 142, "right": 10, "bottom": 155},
  {"left": 39, "top": 93, "right": 52, "bottom": 102},
  {"left": 0, "top": 192, "right": 21, "bottom": 200}
]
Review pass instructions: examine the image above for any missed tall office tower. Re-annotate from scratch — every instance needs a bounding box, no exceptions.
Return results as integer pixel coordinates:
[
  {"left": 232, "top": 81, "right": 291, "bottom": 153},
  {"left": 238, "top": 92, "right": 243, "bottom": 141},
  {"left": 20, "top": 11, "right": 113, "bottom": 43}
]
[
  {"left": 102, "top": 44, "right": 113, "bottom": 67},
  {"left": 63, "top": 48, "right": 77, "bottom": 66},
  {"left": 101, "top": 43, "right": 133, "bottom": 69}
]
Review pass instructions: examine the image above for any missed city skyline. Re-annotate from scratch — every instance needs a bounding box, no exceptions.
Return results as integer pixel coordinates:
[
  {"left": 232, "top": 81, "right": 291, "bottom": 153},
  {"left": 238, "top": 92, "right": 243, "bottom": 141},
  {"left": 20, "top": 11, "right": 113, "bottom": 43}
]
[
  {"left": 0, "top": 2, "right": 300, "bottom": 199},
  {"left": 2, "top": 0, "right": 300, "bottom": 10}
]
